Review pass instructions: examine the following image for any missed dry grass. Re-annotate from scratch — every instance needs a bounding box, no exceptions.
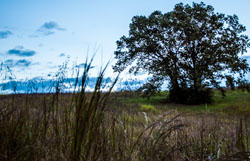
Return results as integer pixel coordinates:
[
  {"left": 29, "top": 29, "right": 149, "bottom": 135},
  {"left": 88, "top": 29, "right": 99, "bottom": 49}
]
[
  {"left": 1, "top": 93, "right": 249, "bottom": 160},
  {"left": 0, "top": 61, "right": 249, "bottom": 161}
]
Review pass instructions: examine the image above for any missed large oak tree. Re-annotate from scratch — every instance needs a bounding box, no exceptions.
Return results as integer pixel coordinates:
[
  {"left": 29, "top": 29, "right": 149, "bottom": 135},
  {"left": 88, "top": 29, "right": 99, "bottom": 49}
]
[{"left": 113, "top": 2, "right": 250, "bottom": 104}]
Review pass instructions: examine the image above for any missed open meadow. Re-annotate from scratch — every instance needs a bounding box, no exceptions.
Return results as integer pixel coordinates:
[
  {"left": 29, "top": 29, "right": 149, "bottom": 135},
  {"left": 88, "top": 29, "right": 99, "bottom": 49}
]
[
  {"left": 1, "top": 1, "right": 250, "bottom": 161},
  {"left": 0, "top": 80, "right": 249, "bottom": 160}
]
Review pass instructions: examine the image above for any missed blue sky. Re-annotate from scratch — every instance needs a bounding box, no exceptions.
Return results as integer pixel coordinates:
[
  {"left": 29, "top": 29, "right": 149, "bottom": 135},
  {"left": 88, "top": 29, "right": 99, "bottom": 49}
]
[{"left": 0, "top": 0, "right": 250, "bottom": 81}]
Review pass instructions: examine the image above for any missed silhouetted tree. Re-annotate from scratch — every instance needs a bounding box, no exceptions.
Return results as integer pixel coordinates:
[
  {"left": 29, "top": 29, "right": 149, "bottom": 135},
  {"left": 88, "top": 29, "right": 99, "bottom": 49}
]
[
  {"left": 137, "top": 76, "right": 162, "bottom": 100},
  {"left": 237, "top": 79, "right": 250, "bottom": 92},
  {"left": 113, "top": 2, "right": 250, "bottom": 104},
  {"left": 226, "top": 76, "right": 235, "bottom": 90}
]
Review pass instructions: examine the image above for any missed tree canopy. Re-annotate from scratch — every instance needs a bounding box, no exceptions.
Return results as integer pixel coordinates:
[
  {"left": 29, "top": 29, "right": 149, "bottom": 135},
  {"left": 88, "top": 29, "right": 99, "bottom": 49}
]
[{"left": 113, "top": 2, "right": 250, "bottom": 104}]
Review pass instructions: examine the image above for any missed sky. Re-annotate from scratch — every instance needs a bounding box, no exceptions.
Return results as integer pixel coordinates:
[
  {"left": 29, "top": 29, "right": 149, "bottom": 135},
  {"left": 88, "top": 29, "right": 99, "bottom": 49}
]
[{"left": 0, "top": 0, "right": 250, "bottom": 83}]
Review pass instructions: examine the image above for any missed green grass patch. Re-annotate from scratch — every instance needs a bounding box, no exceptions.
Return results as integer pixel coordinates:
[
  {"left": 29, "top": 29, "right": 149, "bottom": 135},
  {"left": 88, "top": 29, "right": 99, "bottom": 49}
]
[
  {"left": 123, "top": 90, "right": 250, "bottom": 115},
  {"left": 140, "top": 104, "right": 157, "bottom": 112}
]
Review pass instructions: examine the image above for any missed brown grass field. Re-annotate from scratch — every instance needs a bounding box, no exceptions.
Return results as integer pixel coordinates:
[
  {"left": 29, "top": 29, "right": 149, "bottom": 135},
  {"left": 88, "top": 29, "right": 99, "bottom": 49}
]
[
  {"left": 0, "top": 89, "right": 249, "bottom": 161},
  {"left": 0, "top": 65, "right": 249, "bottom": 161}
]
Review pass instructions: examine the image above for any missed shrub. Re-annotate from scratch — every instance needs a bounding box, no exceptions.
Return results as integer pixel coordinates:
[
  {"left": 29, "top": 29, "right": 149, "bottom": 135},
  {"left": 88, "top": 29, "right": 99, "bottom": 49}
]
[{"left": 169, "top": 88, "right": 213, "bottom": 104}]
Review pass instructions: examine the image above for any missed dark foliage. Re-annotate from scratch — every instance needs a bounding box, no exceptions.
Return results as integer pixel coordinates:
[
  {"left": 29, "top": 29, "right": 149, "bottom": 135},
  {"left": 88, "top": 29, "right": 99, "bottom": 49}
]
[
  {"left": 169, "top": 87, "right": 213, "bottom": 104},
  {"left": 226, "top": 76, "right": 235, "bottom": 91},
  {"left": 137, "top": 76, "right": 162, "bottom": 100},
  {"left": 113, "top": 2, "right": 250, "bottom": 104},
  {"left": 237, "top": 79, "right": 250, "bottom": 92}
]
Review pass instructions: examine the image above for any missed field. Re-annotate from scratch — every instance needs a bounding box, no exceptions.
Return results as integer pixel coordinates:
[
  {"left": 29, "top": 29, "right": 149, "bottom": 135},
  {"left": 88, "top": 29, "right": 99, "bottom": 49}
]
[{"left": 0, "top": 82, "right": 249, "bottom": 161}]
